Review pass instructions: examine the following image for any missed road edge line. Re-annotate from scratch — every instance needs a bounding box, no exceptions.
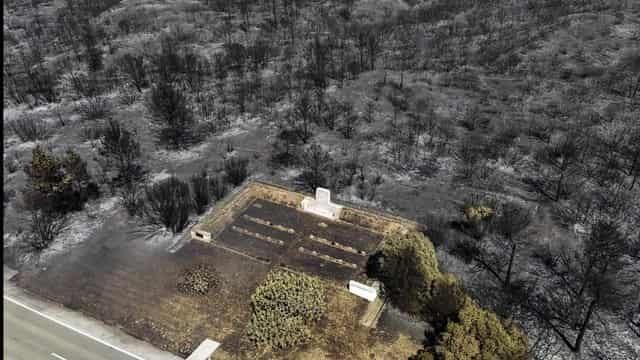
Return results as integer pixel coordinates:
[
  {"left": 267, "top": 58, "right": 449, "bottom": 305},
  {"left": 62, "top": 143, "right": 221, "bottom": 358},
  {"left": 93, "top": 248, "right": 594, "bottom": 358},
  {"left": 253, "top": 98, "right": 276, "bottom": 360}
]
[{"left": 4, "top": 295, "right": 146, "bottom": 360}]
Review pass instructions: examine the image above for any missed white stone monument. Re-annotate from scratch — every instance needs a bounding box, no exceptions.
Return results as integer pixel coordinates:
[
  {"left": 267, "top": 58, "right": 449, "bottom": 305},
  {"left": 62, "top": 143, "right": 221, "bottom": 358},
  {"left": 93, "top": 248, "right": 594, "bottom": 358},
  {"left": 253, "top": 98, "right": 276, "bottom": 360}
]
[
  {"left": 301, "top": 188, "right": 343, "bottom": 221},
  {"left": 187, "top": 339, "right": 220, "bottom": 360},
  {"left": 348, "top": 280, "right": 378, "bottom": 302}
]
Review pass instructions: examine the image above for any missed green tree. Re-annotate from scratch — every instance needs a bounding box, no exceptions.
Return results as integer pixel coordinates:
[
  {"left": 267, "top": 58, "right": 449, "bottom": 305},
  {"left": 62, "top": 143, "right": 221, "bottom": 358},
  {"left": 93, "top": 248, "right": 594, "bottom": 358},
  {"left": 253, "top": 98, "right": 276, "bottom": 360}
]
[
  {"left": 431, "top": 299, "right": 528, "bottom": 360},
  {"left": 369, "top": 229, "right": 440, "bottom": 315},
  {"left": 423, "top": 274, "right": 467, "bottom": 337}
]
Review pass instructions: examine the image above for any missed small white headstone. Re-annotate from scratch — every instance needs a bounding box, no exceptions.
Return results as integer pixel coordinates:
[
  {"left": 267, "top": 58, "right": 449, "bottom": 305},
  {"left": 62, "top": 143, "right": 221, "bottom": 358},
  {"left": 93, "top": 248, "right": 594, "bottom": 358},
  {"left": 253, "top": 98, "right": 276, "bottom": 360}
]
[
  {"left": 349, "top": 280, "right": 378, "bottom": 302},
  {"left": 316, "top": 188, "right": 331, "bottom": 204}
]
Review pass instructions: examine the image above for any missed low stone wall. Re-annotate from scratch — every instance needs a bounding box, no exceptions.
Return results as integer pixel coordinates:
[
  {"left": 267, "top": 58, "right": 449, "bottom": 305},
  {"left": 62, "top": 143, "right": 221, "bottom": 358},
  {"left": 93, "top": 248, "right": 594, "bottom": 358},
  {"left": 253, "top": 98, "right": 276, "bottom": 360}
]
[
  {"left": 194, "top": 183, "right": 256, "bottom": 238},
  {"left": 249, "top": 182, "right": 306, "bottom": 208},
  {"left": 339, "top": 207, "right": 423, "bottom": 235},
  {"left": 191, "top": 181, "right": 423, "bottom": 244}
]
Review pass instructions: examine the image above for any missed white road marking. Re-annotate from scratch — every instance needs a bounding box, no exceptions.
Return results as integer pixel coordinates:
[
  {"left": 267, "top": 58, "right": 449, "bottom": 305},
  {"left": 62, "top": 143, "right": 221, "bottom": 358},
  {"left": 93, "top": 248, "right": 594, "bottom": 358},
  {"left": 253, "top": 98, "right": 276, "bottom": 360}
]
[
  {"left": 51, "top": 353, "right": 67, "bottom": 360},
  {"left": 3, "top": 295, "right": 146, "bottom": 360}
]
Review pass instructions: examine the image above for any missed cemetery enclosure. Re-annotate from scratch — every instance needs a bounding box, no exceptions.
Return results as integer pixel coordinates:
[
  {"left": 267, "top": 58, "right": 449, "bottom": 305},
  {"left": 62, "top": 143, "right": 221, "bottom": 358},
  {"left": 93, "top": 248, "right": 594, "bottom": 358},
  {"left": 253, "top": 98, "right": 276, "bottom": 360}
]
[{"left": 14, "top": 181, "right": 417, "bottom": 357}]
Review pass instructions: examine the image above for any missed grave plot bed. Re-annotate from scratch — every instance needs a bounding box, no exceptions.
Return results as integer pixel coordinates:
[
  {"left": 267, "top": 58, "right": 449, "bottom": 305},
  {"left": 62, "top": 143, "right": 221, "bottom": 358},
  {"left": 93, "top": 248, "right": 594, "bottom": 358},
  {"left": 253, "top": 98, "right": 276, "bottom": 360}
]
[
  {"left": 299, "top": 238, "right": 366, "bottom": 268},
  {"left": 15, "top": 240, "right": 270, "bottom": 357},
  {"left": 215, "top": 224, "right": 287, "bottom": 262},
  {"left": 244, "top": 199, "right": 382, "bottom": 254},
  {"left": 243, "top": 199, "right": 311, "bottom": 234},
  {"left": 234, "top": 214, "right": 298, "bottom": 243},
  {"left": 282, "top": 247, "right": 360, "bottom": 282},
  {"left": 305, "top": 221, "right": 380, "bottom": 254}
]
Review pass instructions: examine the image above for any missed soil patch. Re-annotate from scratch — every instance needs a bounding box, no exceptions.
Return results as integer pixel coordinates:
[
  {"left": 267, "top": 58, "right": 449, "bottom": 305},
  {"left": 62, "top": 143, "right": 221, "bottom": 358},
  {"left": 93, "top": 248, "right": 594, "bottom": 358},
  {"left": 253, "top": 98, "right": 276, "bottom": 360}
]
[{"left": 15, "top": 240, "right": 270, "bottom": 357}]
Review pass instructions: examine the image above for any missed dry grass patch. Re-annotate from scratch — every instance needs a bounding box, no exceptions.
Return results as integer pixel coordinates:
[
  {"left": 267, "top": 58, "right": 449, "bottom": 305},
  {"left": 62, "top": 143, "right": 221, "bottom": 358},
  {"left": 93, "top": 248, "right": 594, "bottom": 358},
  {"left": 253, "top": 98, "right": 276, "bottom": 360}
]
[{"left": 293, "top": 284, "right": 421, "bottom": 359}]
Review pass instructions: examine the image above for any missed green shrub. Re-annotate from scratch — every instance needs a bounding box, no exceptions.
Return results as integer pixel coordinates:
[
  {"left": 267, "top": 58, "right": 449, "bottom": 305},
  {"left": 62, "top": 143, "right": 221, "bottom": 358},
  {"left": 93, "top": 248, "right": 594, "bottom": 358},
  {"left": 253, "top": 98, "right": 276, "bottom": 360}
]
[
  {"left": 24, "top": 146, "right": 99, "bottom": 214},
  {"left": 423, "top": 274, "right": 467, "bottom": 337},
  {"left": 409, "top": 350, "right": 435, "bottom": 360},
  {"left": 247, "top": 270, "right": 326, "bottom": 350},
  {"left": 457, "top": 196, "right": 497, "bottom": 239},
  {"left": 177, "top": 263, "right": 220, "bottom": 296}
]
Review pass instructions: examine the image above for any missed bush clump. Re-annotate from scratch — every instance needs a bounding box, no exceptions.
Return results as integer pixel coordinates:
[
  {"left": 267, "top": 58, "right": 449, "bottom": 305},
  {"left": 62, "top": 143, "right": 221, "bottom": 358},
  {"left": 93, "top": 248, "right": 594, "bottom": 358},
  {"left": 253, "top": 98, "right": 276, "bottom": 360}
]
[
  {"left": 457, "top": 197, "right": 497, "bottom": 239},
  {"left": 143, "top": 176, "right": 192, "bottom": 233},
  {"left": 24, "top": 146, "right": 99, "bottom": 214},
  {"left": 247, "top": 270, "right": 326, "bottom": 350},
  {"left": 177, "top": 263, "right": 220, "bottom": 296}
]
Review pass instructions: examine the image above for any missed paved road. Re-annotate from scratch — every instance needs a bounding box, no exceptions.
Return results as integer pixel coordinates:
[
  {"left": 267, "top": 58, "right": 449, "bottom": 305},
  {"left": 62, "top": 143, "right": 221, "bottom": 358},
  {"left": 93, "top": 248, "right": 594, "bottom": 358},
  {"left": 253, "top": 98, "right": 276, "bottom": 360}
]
[{"left": 3, "top": 297, "right": 145, "bottom": 360}]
